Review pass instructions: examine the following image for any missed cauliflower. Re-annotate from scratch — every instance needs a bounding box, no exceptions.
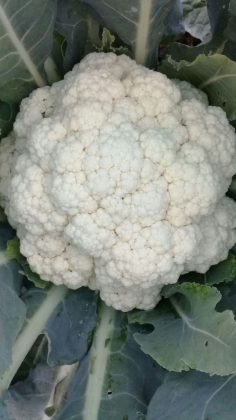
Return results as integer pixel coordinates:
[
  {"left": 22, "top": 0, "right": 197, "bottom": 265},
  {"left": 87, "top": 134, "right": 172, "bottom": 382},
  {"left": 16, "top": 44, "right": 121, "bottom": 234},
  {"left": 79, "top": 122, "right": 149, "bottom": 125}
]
[{"left": 0, "top": 52, "right": 236, "bottom": 311}]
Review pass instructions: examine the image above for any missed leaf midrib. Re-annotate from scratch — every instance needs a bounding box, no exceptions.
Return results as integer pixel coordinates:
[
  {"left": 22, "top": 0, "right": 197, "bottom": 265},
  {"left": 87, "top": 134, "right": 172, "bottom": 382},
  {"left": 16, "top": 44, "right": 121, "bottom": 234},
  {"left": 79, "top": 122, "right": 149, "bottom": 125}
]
[
  {"left": 200, "top": 374, "right": 236, "bottom": 420},
  {"left": 200, "top": 73, "right": 236, "bottom": 89},
  {"left": 170, "top": 297, "right": 230, "bottom": 348}
]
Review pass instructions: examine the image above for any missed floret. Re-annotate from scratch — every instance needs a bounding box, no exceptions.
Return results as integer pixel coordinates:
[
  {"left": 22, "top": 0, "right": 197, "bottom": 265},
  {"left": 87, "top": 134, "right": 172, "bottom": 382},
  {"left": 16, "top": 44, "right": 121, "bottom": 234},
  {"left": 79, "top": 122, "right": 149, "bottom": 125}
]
[{"left": 0, "top": 52, "right": 235, "bottom": 311}]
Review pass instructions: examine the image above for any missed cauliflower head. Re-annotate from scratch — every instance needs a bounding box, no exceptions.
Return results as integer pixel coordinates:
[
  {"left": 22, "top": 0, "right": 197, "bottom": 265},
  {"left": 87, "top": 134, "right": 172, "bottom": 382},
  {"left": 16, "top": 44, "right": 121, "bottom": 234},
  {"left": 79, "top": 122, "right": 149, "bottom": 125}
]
[{"left": 1, "top": 52, "right": 236, "bottom": 311}]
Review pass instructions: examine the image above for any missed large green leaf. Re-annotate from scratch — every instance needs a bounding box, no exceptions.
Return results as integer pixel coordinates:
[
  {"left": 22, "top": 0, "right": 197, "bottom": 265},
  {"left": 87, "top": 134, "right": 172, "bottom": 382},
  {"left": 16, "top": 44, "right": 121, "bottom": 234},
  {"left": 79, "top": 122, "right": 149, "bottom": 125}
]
[
  {"left": 0, "top": 301, "right": 164, "bottom": 419},
  {"left": 81, "top": 0, "right": 180, "bottom": 66},
  {"left": 21, "top": 287, "right": 98, "bottom": 367},
  {"left": 0, "top": 223, "right": 25, "bottom": 378},
  {"left": 0, "top": 288, "right": 98, "bottom": 417},
  {"left": 0, "top": 0, "right": 57, "bottom": 103},
  {"left": 130, "top": 283, "right": 236, "bottom": 375},
  {"left": 55, "top": 303, "right": 164, "bottom": 420},
  {"left": 160, "top": 53, "right": 236, "bottom": 119},
  {"left": 147, "top": 371, "right": 236, "bottom": 420}
]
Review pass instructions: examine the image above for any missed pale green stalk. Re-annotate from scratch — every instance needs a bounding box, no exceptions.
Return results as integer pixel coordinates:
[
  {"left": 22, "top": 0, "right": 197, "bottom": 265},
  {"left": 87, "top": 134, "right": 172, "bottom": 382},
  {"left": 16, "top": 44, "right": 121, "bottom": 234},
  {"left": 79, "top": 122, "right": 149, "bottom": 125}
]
[{"left": 0, "top": 285, "right": 68, "bottom": 396}]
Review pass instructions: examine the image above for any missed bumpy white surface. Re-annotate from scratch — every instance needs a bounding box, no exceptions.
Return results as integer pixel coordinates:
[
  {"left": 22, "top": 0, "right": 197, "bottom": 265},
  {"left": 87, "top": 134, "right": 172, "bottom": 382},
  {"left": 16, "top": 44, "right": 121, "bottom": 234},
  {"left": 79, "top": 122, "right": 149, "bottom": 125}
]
[{"left": 1, "top": 52, "right": 236, "bottom": 311}]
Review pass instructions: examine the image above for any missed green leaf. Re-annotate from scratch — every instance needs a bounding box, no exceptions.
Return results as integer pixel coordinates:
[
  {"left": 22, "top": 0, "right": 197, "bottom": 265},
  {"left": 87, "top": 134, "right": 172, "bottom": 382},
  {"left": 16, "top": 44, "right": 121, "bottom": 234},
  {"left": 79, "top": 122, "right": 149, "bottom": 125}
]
[
  {"left": 0, "top": 284, "right": 68, "bottom": 396},
  {"left": 5, "top": 237, "right": 21, "bottom": 260},
  {"left": 147, "top": 371, "right": 236, "bottom": 420},
  {"left": 51, "top": 31, "right": 66, "bottom": 77},
  {"left": 0, "top": 0, "right": 57, "bottom": 103},
  {"left": 182, "top": 0, "right": 206, "bottom": 15},
  {"left": 12, "top": 335, "right": 48, "bottom": 383},
  {"left": 0, "top": 273, "right": 25, "bottom": 379},
  {"left": 0, "top": 223, "right": 25, "bottom": 377},
  {"left": 206, "top": 0, "right": 230, "bottom": 48},
  {"left": 0, "top": 278, "right": 26, "bottom": 377},
  {"left": 185, "top": 7, "right": 211, "bottom": 42},
  {"left": 1, "top": 361, "right": 86, "bottom": 420},
  {"left": 163, "top": 0, "right": 184, "bottom": 39},
  {"left": 162, "top": 0, "right": 230, "bottom": 62},
  {"left": 0, "top": 208, "right": 6, "bottom": 222},
  {"left": 96, "top": 28, "right": 130, "bottom": 55},
  {"left": 0, "top": 287, "right": 98, "bottom": 414},
  {"left": 1, "top": 363, "right": 61, "bottom": 419},
  {"left": 204, "top": 253, "right": 236, "bottom": 285},
  {"left": 43, "top": 288, "right": 98, "bottom": 365},
  {"left": 0, "top": 102, "right": 17, "bottom": 138},
  {"left": 225, "top": 0, "right": 236, "bottom": 42},
  {"left": 82, "top": 0, "right": 180, "bottom": 66},
  {"left": 130, "top": 282, "right": 236, "bottom": 375},
  {"left": 160, "top": 53, "right": 236, "bottom": 119},
  {"left": 6, "top": 238, "right": 48, "bottom": 289},
  {"left": 154, "top": 0, "right": 184, "bottom": 42},
  {"left": 181, "top": 252, "right": 236, "bottom": 286},
  {"left": 55, "top": 302, "right": 164, "bottom": 420},
  {"left": 0, "top": 299, "right": 164, "bottom": 419},
  {"left": 55, "top": 0, "right": 99, "bottom": 73}
]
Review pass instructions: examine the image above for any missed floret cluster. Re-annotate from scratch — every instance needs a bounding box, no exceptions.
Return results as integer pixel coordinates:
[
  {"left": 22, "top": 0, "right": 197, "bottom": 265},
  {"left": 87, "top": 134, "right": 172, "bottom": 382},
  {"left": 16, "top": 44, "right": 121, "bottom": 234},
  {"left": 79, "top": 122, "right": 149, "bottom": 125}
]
[{"left": 0, "top": 53, "right": 235, "bottom": 310}]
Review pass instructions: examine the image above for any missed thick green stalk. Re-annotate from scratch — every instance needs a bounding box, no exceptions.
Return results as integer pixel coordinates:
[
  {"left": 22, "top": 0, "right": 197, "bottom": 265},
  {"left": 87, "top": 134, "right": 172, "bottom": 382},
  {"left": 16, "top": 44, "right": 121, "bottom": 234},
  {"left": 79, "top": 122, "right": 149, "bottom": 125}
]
[
  {"left": 82, "top": 302, "right": 116, "bottom": 420},
  {"left": 135, "top": 0, "right": 153, "bottom": 65}
]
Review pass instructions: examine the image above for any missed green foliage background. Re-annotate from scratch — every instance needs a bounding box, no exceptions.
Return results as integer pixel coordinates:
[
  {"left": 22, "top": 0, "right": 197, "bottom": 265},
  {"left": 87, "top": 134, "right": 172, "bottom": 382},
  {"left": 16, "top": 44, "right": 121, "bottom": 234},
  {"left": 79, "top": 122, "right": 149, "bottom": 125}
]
[{"left": 0, "top": 1, "right": 236, "bottom": 419}]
